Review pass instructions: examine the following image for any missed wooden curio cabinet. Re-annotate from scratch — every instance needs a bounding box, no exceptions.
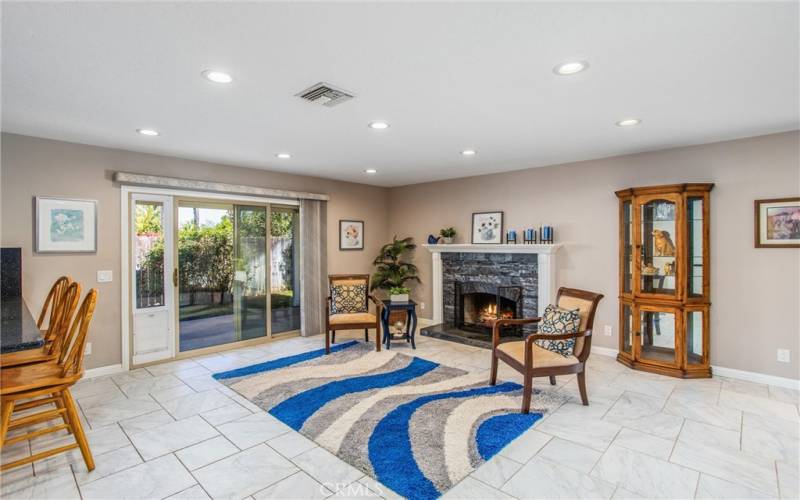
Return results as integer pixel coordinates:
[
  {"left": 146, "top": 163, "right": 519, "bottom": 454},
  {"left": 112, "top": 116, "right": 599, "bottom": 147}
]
[{"left": 615, "top": 184, "right": 713, "bottom": 378}]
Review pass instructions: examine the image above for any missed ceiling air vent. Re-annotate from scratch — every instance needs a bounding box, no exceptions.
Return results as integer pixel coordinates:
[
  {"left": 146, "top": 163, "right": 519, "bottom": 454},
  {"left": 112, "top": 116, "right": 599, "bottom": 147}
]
[{"left": 295, "top": 82, "right": 354, "bottom": 107}]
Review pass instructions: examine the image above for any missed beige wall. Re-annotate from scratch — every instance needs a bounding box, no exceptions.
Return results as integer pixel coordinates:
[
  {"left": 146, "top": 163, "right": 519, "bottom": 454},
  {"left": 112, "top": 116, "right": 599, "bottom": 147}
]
[
  {"left": 1, "top": 133, "right": 390, "bottom": 368},
  {"left": 390, "top": 131, "right": 800, "bottom": 380}
]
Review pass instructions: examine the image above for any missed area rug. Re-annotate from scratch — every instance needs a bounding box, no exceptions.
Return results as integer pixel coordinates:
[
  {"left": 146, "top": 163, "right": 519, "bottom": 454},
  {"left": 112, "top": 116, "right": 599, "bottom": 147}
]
[{"left": 213, "top": 341, "right": 565, "bottom": 500}]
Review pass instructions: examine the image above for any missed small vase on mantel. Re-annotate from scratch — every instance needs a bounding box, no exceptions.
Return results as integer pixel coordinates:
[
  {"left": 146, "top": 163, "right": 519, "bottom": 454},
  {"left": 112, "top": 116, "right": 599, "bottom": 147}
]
[{"left": 441, "top": 237, "right": 453, "bottom": 244}]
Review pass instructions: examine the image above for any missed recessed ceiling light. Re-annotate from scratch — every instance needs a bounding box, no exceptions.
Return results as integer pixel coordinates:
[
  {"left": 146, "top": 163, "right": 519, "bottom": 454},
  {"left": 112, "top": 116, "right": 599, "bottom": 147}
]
[
  {"left": 276, "top": 153, "right": 292, "bottom": 159},
  {"left": 553, "top": 61, "right": 589, "bottom": 75},
  {"left": 616, "top": 118, "right": 642, "bottom": 127},
  {"left": 365, "top": 169, "right": 378, "bottom": 174},
  {"left": 201, "top": 70, "right": 234, "bottom": 84},
  {"left": 136, "top": 128, "right": 159, "bottom": 136},
  {"left": 368, "top": 122, "right": 389, "bottom": 130},
  {"left": 461, "top": 149, "right": 477, "bottom": 156}
]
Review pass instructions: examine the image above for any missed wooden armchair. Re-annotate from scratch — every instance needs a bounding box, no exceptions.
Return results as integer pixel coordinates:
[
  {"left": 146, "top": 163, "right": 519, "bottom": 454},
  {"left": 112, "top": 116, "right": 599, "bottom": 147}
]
[
  {"left": 325, "top": 274, "right": 382, "bottom": 354},
  {"left": 489, "top": 287, "right": 604, "bottom": 413}
]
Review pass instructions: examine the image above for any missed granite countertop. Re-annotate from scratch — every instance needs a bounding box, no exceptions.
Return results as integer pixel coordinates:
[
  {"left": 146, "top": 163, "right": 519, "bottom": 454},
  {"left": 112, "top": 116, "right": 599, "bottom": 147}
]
[{"left": 1, "top": 296, "right": 43, "bottom": 353}]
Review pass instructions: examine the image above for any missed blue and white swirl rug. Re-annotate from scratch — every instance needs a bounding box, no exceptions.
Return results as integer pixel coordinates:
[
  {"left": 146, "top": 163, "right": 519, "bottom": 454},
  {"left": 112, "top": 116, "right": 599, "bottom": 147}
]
[{"left": 214, "top": 341, "right": 565, "bottom": 500}]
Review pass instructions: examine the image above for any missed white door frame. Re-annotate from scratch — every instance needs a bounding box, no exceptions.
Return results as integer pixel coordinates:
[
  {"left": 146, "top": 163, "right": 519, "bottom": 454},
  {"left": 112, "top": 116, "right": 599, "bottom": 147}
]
[{"left": 120, "top": 185, "right": 299, "bottom": 371}]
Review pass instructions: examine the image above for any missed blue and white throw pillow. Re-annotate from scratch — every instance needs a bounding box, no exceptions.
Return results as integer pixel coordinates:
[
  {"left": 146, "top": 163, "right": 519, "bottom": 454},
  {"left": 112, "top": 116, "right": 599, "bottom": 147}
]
[
  {"left": 535, "top": 304, "right": 580, "bottom": 356},
  {"left": 330, "top": 284, "right": 368, "bottom": 314}
]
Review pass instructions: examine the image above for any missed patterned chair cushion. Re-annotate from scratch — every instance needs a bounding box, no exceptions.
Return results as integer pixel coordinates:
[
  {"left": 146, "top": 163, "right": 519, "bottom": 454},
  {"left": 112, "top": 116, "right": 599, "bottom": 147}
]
[
  {"left": 535, "top": 304, "right": 581, "bottom": 357},
  {"left": 330, "top": 283, "right": 368, "bottom": 314}
]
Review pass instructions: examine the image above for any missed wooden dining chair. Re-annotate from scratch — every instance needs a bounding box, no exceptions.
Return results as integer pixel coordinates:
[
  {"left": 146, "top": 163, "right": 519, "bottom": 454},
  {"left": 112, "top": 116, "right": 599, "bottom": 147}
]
[
  {"left": 489, "top": 287, "right": 604, "bottom": 413},
  {"left": 0, "top": 281, "right": 81, "bottom": 368},
  {"left": 0, "top": 289, "right": 98, "bottom": 472},
  {"left": 325, "top": 274, "right": 382, "bottom": 354},
  {"left": 37, "top": 276, "right": 72, "bottom": 331}
]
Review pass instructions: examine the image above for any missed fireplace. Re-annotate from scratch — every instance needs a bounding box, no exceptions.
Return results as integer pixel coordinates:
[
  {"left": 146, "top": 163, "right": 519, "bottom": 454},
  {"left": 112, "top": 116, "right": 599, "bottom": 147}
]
[{"left": 456, "top": 282, "right": 522, "bottom": 334}]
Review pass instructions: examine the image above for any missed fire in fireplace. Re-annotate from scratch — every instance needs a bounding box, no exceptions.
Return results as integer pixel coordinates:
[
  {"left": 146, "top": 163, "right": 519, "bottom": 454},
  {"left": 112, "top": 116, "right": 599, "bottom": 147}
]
[{"left": 456, "top": 282, "right": 522, "bottom": 334}]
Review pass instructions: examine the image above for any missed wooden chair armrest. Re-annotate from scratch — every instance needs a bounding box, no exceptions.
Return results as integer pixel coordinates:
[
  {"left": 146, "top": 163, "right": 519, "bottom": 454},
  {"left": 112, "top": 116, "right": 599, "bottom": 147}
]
[
  {"left": 492, "top": 317, "right": 541, "bottom": 348},
  {"left": 524, "top": 329, "right": 592, "bottom": 344}
]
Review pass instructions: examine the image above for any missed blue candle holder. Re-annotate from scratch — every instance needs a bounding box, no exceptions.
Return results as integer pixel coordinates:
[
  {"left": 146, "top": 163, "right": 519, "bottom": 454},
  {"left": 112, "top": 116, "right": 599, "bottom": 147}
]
[
  {"left": 524, "top": 228, "right": 536, "bottom": 244},
  {"left": 507, "top": 230, "right": 517, "bottom": 244}
]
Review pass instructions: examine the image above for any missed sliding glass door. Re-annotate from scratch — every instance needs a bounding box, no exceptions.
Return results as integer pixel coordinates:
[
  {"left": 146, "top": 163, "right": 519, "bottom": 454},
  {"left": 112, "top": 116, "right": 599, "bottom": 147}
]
[{"left": 174, "top": 200, "right": 299, "bottom": 352}]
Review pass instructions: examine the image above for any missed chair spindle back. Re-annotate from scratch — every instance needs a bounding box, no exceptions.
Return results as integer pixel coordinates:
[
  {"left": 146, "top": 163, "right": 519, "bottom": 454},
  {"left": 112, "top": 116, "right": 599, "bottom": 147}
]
[
  {"left": 45, "top": 282, "right": 82, "bottom": 356},
  {"left": 37, "top": 276, "right": 71, "bottom": 331},
  {"left": 59, "top": 289, "right": 98, "bottom": 378}
]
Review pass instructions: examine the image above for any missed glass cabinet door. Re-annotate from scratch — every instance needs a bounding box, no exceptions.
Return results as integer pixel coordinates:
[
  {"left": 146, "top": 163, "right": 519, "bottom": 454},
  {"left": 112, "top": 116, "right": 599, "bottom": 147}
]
[
  {"left": 620, "top": 302, "right": 633, "bottom": 357},
  {"left": 685, "top": 307, "right": 707, "bottom": 366},
  {"left": 638, "top": 196, "right": 679, "bottom": 297},
  {"left": 687, "top": 196, "right": 706, "bottom": 300},
  {"left": 622, "top": 200, "right": 633, "bottom": 295},
  {"left": 638, "top": 306, "right": 680, "bottom": 366}
]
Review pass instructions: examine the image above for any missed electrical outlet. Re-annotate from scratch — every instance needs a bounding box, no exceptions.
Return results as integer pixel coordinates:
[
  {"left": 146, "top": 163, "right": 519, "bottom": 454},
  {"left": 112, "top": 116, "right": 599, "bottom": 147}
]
[
  {"left": 777, "top": 349, "right": 791, "bottom": 363},
  {"left": 604, "top": 325, "right": 613, "bottom": 336},
  {"left": 97, "top": 270, "right": 113, "bottom": 283},
  {"left": 84, "top": 342, "right": 92, "bottom": 355},
  {"left": 420, "top": 302, "right": 426, "bottom": 310}
]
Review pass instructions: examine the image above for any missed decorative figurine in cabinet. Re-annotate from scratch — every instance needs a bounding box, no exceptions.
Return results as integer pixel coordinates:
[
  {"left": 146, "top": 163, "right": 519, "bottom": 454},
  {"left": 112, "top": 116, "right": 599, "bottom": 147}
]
[{"left": 616, "top": 184, "right": 713, "bottom": 378}]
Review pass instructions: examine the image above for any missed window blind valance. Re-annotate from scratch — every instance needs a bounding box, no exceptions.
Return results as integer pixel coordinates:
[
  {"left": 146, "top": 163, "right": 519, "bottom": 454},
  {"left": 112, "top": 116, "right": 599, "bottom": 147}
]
[{"left": 113, "top": 171, "right": 329, "bottom": 201}]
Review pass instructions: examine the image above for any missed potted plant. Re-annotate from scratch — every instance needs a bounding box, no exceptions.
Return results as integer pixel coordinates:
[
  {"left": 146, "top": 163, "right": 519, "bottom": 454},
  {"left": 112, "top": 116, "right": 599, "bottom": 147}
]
[
  {"left": 439, "top": 227, "right": 456, "bottom": 244},
  {"left": 389, "top": 286, "right": 410, "bottom": 303},
  {"left": 372, "top": 235, "right": 420, "bottom": 307}
]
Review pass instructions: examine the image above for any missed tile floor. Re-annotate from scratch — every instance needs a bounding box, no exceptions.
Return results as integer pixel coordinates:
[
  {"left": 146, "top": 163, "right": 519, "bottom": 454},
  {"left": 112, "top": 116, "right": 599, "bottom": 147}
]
[{"left": 1, "top": 331, "right": 798, "bottom": 499}]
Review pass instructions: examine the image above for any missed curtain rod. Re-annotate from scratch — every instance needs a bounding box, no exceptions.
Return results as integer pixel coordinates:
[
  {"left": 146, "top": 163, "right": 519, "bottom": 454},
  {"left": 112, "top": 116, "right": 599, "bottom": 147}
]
[{"left": 113, "top": 172, "right": 329, "bottom": 201}]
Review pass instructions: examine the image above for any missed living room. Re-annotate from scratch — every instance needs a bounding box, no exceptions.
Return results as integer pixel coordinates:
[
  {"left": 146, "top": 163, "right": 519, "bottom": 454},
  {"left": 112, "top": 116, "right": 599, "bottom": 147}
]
[{"left": 1, "top": 2, "right": 798, "bottom": 499}]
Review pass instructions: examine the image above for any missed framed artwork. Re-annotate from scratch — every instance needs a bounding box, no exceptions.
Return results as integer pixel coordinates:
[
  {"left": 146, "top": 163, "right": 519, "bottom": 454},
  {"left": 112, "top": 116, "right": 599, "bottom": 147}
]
[
  {"left": 755, "top": 197, "right": 800, "bottom": 248},
  {"left": 472, "top": 211, "right": 504, "bottom": 244},
  {"left": 36, "top": 197, "right": 97, "bottom": 253},
  {"left": 339, "top": 220, "right": 364, "bottom": 250}
]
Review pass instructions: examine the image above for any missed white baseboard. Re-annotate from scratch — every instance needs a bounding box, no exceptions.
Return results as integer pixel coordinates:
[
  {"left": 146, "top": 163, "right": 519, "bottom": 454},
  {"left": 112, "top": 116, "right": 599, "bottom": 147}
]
[
  {"left": 591, "top": 345, "right": 799, "bottom": 390},
  {"left": 84, "top": 363, "right": 125, "bottom": 379}
]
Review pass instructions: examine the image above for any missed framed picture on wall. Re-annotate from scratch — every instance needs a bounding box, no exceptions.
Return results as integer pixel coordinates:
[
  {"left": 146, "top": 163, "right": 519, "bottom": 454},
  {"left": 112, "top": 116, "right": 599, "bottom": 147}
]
[
  {"left": 471, "top": 211, "right": 504, "bottom": 244},
  {"left": 755, "top": 197, "right": 800, "bottom": 248},
  {"left": 35, "top": 197, "right": 97, "bottom": 253},
  {"left": 339, "top": 220, "right": 364, "bottom": 250}
]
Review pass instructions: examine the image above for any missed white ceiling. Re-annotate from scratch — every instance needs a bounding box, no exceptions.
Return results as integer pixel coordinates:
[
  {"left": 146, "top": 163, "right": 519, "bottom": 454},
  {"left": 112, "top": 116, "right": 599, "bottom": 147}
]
[{"left": 2, "top": 2, "right": 798, "bottom": 187}]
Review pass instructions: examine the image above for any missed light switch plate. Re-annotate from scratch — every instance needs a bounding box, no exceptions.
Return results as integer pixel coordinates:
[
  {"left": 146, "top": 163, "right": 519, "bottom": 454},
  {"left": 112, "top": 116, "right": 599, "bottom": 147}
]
[
  {"left": 420, "top": 302, "right": 426, "bottom": 310},
  {"left": 97, "top": 270, "right": 113, "bottom": 283},
  {"left": 604, "top": 325, "right": 613, "bottom": 336},
  {"left": 777, "top": 349, "right": 791, "bottom": 363}
]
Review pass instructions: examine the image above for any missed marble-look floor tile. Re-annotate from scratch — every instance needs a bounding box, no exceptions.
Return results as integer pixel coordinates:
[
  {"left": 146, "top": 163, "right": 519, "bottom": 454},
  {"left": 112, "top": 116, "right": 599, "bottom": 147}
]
[
  {"left": 116, "top": 373, "right": 185, "bottom": 399},
  {"left": 357, "top": 475, "right": 403, "bottom": 500},
  {"left": 742, "top": 424, "right": 799, "bottom": 462},
  {"left": 176, "top": 435, "right": 240, "bottom": 470},
  {"left": 129, "top": 415, "right": 219, "bottom": 460},
  {"left": 537, "top": 437, "right": 603, "bottom": 474},
  {"left": 79, "top": 454, "right": 196, "bottom": 500},
  {"left": 71, "top": 377, "right": 120, "bottom": 400},
  {"left": 118, "top": 408, "right": 175, "bottom": 434},
  {"left": 149, "top": 384, "right": 198, "bottom": 404},
  {"left": 769, "top": 385, "right": 800, "bottom": 406},
  {"left": 537, "top": 405, "right": 622, "bottom": 452},
  {"left": 591, "top": 445, "right": 698, "bottom": 499},
  {"left": 719, "top": 390, "right": 800, "bottom": 422},
  {"left": 743, "top": 411, "right": 800, "bottom": 439},
  {"left": 167, "top": 484, "right": 212, "bottom": 500},
  {"left": 498, "top": 428, "right": 552, "bottom": 463},
  {"left": 670, "top": 440, "right": 779, "bottom": 496},
  {"left": 267, "top": 430, "right": 318, "bottom": 459},
  {"left": 470, "top": 454, "right": 524, "bottom": 489},
  {"left": 502, "top": 456, "right": 615, "bottom": 499},
  {"left": 193, "top": 444, "right": 298, "bottom": 500},
  {"left": 0, "top": 469, "right": 81, "bottom": 500},
  {"left": 145, "top": 358, "right": 205, "bottom": 377},
  {"left": 721, "top": 378, "right": 771, "bottom": 398},
  {"left": 182, "top": 373, "right": 225, "bottom": 392},
  {"left": 252, "top": 471, "right": 331, "bottom": 499},
  {"left": 777, "top": 460, "right": 800, "bottom": 500},
  {"left": 695, "top": 473, "right": 775, "bottom": 499},
  {"left": 664, "top": 397, "right": 741, "bottom": 431},
  {"left": 80, "top": 396, "right": 161, "bottom": 428},
  {"left": 609, "top": 372, "right": 677, "bottom": 400},
  {"left": 292, "top": 446, "right": 364, "bottom": 487},
  {"left": 72, "top": 445, "right": 143, "bottom": 485},
  {"left": 559, "top": 380, "right": 625, "bottom": 407},
  {"left": 443, "top": 477, "right": 515, "bottom": 499},
  {"left": 604, "top": 392, "right": 684, "bottom": 440},
  {"left": 200, "top": 402, "right": 252, "bottom": 426},
  {"left": 610, "top": 428, "right": 675, "bottom": 460},
  {"left": 217, "top": 412, "right": 291, "bottom": 449},
  {"left": 678, "top": 419, "right": 740, "bottom": 451},
  {"left": 111, "top": 368, "right": 153, "bottom": 386},
  {"left": 160, "top": 389, "right": 232, "bottom": 420}
]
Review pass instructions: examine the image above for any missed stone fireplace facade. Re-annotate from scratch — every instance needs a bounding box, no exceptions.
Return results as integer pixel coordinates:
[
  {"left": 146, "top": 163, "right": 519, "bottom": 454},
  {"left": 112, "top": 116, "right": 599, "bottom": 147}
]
[{"left": 442, "top": 252, "right": 538, "bottom": 329}]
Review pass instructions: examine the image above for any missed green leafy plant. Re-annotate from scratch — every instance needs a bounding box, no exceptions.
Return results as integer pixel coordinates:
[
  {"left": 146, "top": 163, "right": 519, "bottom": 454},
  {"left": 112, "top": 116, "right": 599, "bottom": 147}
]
[
  {"left": 389, "top": 286, "right": 410, "bottom": 296},
  {"left": 439, "top": 227, "right": 456, "bottom": 238},
  {"left": 371, "top": 236, "right": 421, "bottom": 293}
]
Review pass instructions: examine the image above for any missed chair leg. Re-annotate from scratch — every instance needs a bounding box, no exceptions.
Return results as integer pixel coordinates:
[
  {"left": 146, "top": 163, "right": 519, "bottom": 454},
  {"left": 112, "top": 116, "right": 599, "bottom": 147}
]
[
  {"left": 331, "top": 331, "right": 336, "bottom": 344},
  {"left": 62, "top": 389, "right": 94, "bottom": 471},
  {"left": 0, "top": 400, "right": 14, "bottom": 447},
  {"left": 549, "top": 375, "right": 556, "bottom": 386},
  {"left": 521, "top": 372, "right": 532, "bottom": 414},
  {"left": 577, "top": 370, "right": 589, "bottom": 406},
  {"left": 325, "top": 330, "right": 331, "bottom": 354},
  {"left": 53, "top": 393, "right": 72, "bottom": 434},
  {"left": 489, "top": 352, "right": 498, "bottom": 386},
  {"left": 364, "top": 328, "right": 369, "bottom": 342}
]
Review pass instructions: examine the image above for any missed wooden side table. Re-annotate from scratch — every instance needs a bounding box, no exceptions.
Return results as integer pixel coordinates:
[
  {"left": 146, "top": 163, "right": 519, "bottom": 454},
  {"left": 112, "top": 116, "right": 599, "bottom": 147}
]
[{"left": 380, "top": 299, "right": 417, "bottom": 350}]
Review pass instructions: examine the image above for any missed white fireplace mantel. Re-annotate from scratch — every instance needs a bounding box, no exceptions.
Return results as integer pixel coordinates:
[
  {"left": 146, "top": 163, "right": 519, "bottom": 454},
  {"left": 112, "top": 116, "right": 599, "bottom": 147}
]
[{"left": 422, "top": 243, "right": 563, "bottom": 323}]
